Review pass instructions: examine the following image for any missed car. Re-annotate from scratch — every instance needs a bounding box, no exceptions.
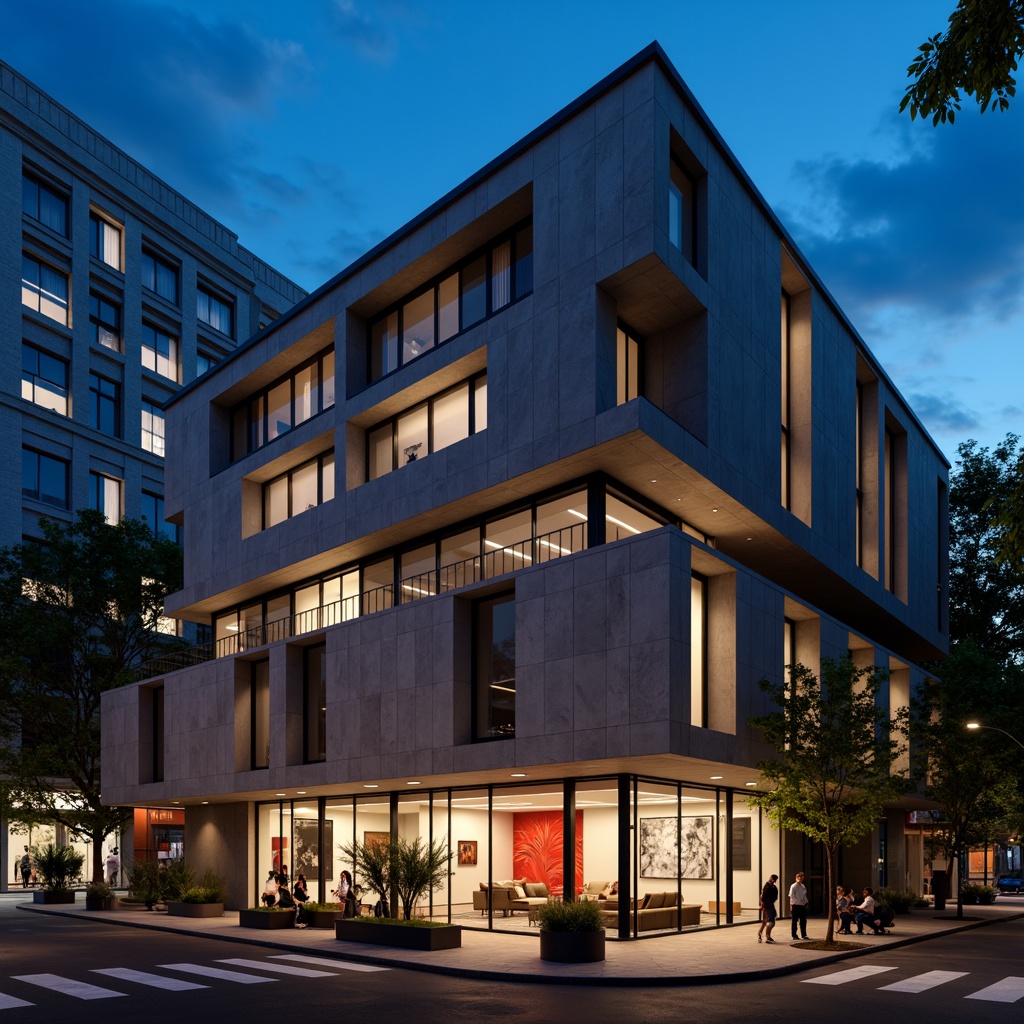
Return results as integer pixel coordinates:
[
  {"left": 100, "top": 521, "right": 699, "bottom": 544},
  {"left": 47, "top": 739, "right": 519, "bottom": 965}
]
[{"left": 996, "top": 873, "right": 1022, "bottom": 895}]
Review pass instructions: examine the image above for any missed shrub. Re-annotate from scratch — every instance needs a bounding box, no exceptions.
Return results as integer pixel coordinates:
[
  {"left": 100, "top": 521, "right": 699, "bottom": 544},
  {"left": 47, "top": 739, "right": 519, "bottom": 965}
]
[
  {"left": 302, "top": 901, "right": 344, "bottom": 913},
  {"left": 537, "top": 898, "right": 604, "bottom": 933},
  {"left": 961, "top": 882, "right": 998, "bottom": 904},
  {"left": 160, "top": 859, "right": 195, "bottom": 902},
  {"left": 35, "top": 843, "right": 85, "bottom": 892},
  {"left": 86, "top": 881, "right": 114, "bottom": 900},
  {"left": 874, "top": 887, "right": 919, "bottom": 914},
  {"left": 126, "top": 859, "right": 163, "bottom": 909},
  {"left": 179, "top": 886, "right": 223, "bottom": 904}
]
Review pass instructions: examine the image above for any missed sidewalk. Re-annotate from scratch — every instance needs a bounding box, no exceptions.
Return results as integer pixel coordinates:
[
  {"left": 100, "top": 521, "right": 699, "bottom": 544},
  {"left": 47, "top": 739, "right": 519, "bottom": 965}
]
[{"left": 16, "top": 898, "right": 1024, "bottom": 987}]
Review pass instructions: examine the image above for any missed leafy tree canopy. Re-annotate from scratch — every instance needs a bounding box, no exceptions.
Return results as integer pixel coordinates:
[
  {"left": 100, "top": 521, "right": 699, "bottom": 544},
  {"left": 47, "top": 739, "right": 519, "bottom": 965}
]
[
  {"left": 901, "top": 0, "right": 1024, "bottom": 123},
  {"left": 0, "top": 510, "right": 183, "bottom": 882},
  {"left": 749, "top": 658, "right": 910, "bottom": 943}
]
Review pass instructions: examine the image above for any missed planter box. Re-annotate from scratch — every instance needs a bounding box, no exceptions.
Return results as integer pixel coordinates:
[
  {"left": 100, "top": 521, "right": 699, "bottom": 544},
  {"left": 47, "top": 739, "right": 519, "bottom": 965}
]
[
  {"left": 335, "top": 919, "right": 461, "bottom": 951},
  {"left": 540, "top": 929, "right": 606, "bottom": 963},
  {"left": 117, "top": 899, "right": 157, "bottom": 911},
  {"left": 85, "top": 895, "right": 114, "bottom": 911},
  {"left": 304, "top": 909, "right": 344, "bottom": 929},
  {"left": 166, "top": 901, "right": 224, "bottom": 919},
  {"left": 239, "top": 908, "right": 295, "bottom": 929},
  {"left": 33, "top": 891, "right": 75, "bottom": 905}
]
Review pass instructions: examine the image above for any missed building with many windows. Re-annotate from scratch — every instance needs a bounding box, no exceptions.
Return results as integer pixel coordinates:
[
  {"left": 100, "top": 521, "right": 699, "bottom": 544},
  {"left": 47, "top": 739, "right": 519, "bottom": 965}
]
[
  {"left": 102, "top": 44, "right": 948, "bottom": 934},
  {"left": 1, "top": 58, "right": 305, "bottom": 885}
]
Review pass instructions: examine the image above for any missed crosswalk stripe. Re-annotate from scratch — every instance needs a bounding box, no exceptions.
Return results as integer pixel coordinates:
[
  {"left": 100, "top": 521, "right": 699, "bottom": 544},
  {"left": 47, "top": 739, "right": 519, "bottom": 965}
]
[
  {"left": 11, "top": 974, "right": 126, "bottom": 1000},
  {"left": 0, "top": 993, "right": 34, "bottom": 1010},
  {"left": 803, "top": 966, "right": 897, "bottom": 986},
  {"left": 965, "top": 977, "right": 1024, "bottom": 1003},
  {"left": 216, "top": 958, "right": 338, "bottom": 978},
  {"left": 158, "top": 963, "right": 276, "bottom": 985},
  {"left": 878, "top": 970, "right": 968, "bottom": 993},
  {"left": 269, "top": 954, "right": 390, "bottom": 973},
  {"left": 92, "top": 968, "right": 209, "bottom": 991}
]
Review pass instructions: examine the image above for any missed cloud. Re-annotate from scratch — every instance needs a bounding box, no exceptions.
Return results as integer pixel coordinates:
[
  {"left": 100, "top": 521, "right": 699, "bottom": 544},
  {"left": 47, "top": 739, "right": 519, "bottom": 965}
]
[
  {"left": 291, "top": 224, "right": 388, "bottom": 285},
  {"left": 906, "top": 391, "right": 980, "bottom": 435},
  {"left": 780, "top": 104, "right": 1024, "bottom": 327},
  {"left": 326, "top": 0, "right": 399, "bottom": 63}
]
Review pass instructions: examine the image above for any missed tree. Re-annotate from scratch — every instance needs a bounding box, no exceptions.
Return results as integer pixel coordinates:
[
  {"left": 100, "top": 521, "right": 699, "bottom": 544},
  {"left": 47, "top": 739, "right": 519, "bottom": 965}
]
[
  {"left": 339, "top": 835, "right": 452, "bottom": 919},
  {"left": 749, "top": 658, "right": 910, "bottom": 944},
  {"left": 992, "top": 445, "right": 1024, "bottom": 575},
  {"left": 947, "top": 436, "right": 1024, "bottom": 664},
  {"left": 913, "top": 643, "right": 1024, "bottom": 917},
  {"left": 900, "top": 0, "right": 1024, "bottom": 123},
  {"left": 0, "top": 510, "right": 183, "bottom": 883}
]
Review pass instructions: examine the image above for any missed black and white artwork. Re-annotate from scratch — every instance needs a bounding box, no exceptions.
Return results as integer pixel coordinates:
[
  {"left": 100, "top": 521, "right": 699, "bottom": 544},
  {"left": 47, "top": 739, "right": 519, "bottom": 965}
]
[
  {"left": 293, "top": 818, "right": 333, "bottom": 881},
  {"left": 639, "top": 815, "right": 714, "bottom": 879}
]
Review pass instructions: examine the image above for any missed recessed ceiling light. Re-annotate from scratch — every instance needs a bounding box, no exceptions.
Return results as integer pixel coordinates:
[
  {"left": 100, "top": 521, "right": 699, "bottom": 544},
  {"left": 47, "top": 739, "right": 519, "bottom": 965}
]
[
  {"left": 712, "top": 507, "right": 718, "bottom": 513},
  {"left": 745, "top": 782, "right": 758, "bottom": 787},
  {"left": 710, "top": 775, "right": 723, "bottom": 780},
  {"left": 650, "top": 478, "right": 657, "bottom": 483},
  {"left": 275, "top": 792, "right": 286, "bottom": 797},
  {"left": 201, "top": 801, "right": 209, "bottom": 805},
  {"left": 296, "top": 791, "right": 306, "bottom": 795},
  {"left": 407, "top": 781, "right": 421, "bottom": 786},
  {"left": 363, "top": 784, "right": 379, "bottom": 789},
  {"left": 171, "top": 801, "right": 180, "bottom": 805},
  {"left": 511, "top": 773, "right": 527, "bottom": 778}
]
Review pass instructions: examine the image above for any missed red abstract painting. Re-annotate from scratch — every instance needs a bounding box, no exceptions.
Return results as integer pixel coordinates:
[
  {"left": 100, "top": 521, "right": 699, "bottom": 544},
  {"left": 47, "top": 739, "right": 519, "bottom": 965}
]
[{"left": 512, "top": 810, "right": 583, "bottom": 889}]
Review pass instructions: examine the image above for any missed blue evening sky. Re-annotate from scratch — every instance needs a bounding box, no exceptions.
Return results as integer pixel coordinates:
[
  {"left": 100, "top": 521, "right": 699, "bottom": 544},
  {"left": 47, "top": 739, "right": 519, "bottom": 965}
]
[{"left": 3, "top": 0, "right": 1021, "bottom": 462}]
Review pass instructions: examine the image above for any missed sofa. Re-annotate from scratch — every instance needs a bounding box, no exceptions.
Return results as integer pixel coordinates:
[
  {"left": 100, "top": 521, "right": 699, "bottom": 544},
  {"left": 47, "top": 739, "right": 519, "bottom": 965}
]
[
  {"left": 599, "top": 891, "right": 702, "bottom": 931},
  {"left": 579, "top": 880, "right": 611, "bottom": 900},
  {"left": 472, "top": 883, "right": 519, "bottom": 917}
]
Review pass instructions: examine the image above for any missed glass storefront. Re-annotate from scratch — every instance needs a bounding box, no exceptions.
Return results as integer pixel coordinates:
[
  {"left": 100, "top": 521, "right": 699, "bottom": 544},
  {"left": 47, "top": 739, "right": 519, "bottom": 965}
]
[{"left": 255, "top": 774, "right": 771, "bottom": 937}]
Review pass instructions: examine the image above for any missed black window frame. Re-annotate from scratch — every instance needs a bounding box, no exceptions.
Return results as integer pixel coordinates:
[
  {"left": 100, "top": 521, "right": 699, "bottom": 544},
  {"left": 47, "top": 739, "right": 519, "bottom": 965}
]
[
  {"left": 21, "top": 253, "right": 69, "bottom": 325},
  {"left": 88, "top": 470, "right": 122, "bottom": 523},
  {"left": 303, "top": 644, "right": 327, "bottom": 764},
  {"left": 22, "top": 172, "right": 69, "bottom": 236},
  {"left": 89, "top": 212, "right": 122, "bottom": 270},
  {"left": 472, "top": 591, "right": 516, "bottom": 741},
  {"left": 21, "top": 343, "right": 69, "bottom": 415},
  {"left": 141, "top": 490, "right": 179, "bottom": 544},
  {"left": 262, "top": 450, "right": 335, "bottom": 530},
  {"left": 89, "top": 290, "right": 122, "bottom": 352},
  {"left": 141, "top": 248, "right": 180, "bottom": 304},
  {"left": 21, "top": 447, "right": 69, "bottom": 509},
  {"left": 89, "top": 371, "right": 121, "bottom": 438},
  {"left": 197, "top": 284, "right": 234, "bottom": 338},
  {"left": 141, "top": 321, "right": 180, "bottom": 382}
]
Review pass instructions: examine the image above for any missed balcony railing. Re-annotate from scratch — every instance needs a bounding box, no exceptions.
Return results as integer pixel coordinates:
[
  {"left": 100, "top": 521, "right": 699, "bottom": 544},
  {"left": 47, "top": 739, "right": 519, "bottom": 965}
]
[{"left": 134, "top": 522, "right": 586, "bottom": 681}]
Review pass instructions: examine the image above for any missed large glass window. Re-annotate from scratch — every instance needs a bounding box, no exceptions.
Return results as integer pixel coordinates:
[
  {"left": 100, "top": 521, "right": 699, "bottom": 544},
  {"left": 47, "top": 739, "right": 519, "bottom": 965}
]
[
  {"left": 89, "top": 472, "right": 122, "bottom": 524},
  {"left": 89, "top": 372, "right": 121, "bottom": 437},
  {"left": 141, "top": 322, "right": 180, "bottom": 382},
  {"left": 668, "top": 157, "right": 695, "bottom": 264},
  {"left": 474, "top": 594, "right": 515, "bottom": 739},
  {"left": 89, "top": 213, "right": 122, "bottom": 270},
  {"left": 141, "top": 400, "right": 165, "bottom": 456},
  {"left": 89, "top": 292, "right": 122, "bottom": 351},
  {"left": 22, "top": 448, "right": 69, "bottom": 508},
  {"left": 484, "top": 510, "right": 532, "bottom": 578},
  {"left": 141, "top": 491, "right": 179, "bottom": 543},
  {"left": 367, "top": 373, "right": 486, "bottom": 481},
  {"left": 362, "top": 558, "right": 394, "bottom": 615},
  {"left": 535, "top": 490, "right": 588, "bottom": 563},
  {"left": 781, "top": 290, "right": 791, "bottom": 510},
  {"left": 368, "top": 220, "right": 532, "bottom": 384},
  {"left": 22, "top": 174, "right": 68, "bottom": 235},
  {"left": 21, "top": 255, "right": 69, "bottom": 325},
  {"left": 304, "top": 644, "right": 326, "bottom": 763},
  {"left": 616, "top": 324, "right": 641, "bottom": 405},
  {"left": 197, "top": 285, "right": 233, "bottom": 337},
  {"left": 142, "top": 249, "right": 179, "bottom": 304},
  {"left": 21, "top": 344, "right": 68, "bottom": 415},
  {"left": 400, "top": 544, "right": 436, "bottom": 603},
  {"left": 262, "top": 451, "right": 335, "bottom": 530}
]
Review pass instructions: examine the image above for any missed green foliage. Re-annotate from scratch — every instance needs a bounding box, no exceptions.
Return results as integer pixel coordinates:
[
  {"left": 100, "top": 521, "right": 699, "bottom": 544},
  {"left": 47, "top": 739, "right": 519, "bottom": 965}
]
[
  {"left": 301, "top": 901, "right": 344, "bottom": 913},
  {"left": 160, "top": 859, "right": 195, "bottom": 902},
  {"left": 749, "top": 657, "right": 910, "bottom": 943},
  {"left": 86, "top": 880, "right": 114, "bottom": 900},
  {"left": 35, "top": 843, "right": 85, "bottom": 892},
  {"left": 345, "top": 916, "right": 451, "bottom": 929},
  {"left": 874, "top": 887, "right": 922, "bottom": 914},
  {"left": 339, "top": 835, "right": 452, "bottom": 920},
  {"left": 537, "top": 897, "right": 604, "bottom": 933},
  {"left": 126, "top": 859, "right": 164, "bottom": 909},
  {"left": 0, "top": 510, "right": 183, "bottom": 883},
  {"left": 900, "top": 0, "right": 1024, "bottom": 124},
  {"left": 179, "top": 886, "right": 224, "bottom": 905},
  {"left": 245, "top": 905, "right": 293, "bottom": 912},
  {"left": 960, "top": 882, "right": 998, "bottom": 903}
]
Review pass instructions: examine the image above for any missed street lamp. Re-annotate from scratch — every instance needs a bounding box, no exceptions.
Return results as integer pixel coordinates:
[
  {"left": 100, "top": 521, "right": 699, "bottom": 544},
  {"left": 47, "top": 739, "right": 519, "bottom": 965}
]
[{"left": 966, "top": 722, "right": 1024, "bottom": 752}]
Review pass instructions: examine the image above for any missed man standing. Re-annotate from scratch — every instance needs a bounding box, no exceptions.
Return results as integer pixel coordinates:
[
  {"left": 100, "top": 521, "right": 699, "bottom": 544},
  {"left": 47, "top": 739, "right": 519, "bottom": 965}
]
[
  {"left": 19, "top": 847, "right": 32, "bottom": 888},
  {"left": 105, "top": 848, "right": 120, "bottom": 885},
  {"left": 789, "top": 870, "right": 809, "bottom": 940}
]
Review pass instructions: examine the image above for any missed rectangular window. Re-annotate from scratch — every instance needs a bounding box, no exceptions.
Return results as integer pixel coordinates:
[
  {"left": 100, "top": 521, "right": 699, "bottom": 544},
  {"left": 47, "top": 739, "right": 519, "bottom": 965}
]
[
  {"left": 89, "top": 372, "right": 121, "bottom": 437},
  {"left": 691, "top": 573, "right": 707, "bottom": 728},
  {"left": 22, "top": 448, "right": 69, "bottom": 508},
  {"left": 780, "top": 290, "right": 791, "bottom": 510},
  {"left": 400, "top": 544, "right": 436, "bottom": 603},
  {"left": 474, "top": 594, "right": 515, "bottom": 740},
  {"left": 141, "top": 491, "right": 179, "bottom": 543},
  {"left": 141, "top": 322, "right": 180, "bottom": 382},
  {"left": 21, "top": 344, "right": 68, "bottom": 415},
  {"left": 141, "top": 249, "right": 179, "bottom": 304},
  {"left": 396, "top": 404, "right": 428, "bottom": 466},
  {"left": 141, "top": 400, "right": 165, "bottom": 456},
  {"left": 616, "top": 324, "right": 641, "bottom": 405},
  {"left": 196, "top": 351, "right": 216, "bottom": 377},
  {"left": 251, "top": 660, "right": 270, "bottom": 770},
  {"left": 89, "top": 213, "right": 122, "bottom": 270},
  {"left": 89, "top": 291, "right": 122, "bottom": 351},
  {"left": 402, "top": 290, "right": 435, "bottom": 364},
  {"left": 461, "top": 255, "right": 487, "bottom": 329},
  {"left": 266, "top": 379, "right": 292, "bottom": 442},
  {"left": 668, "top": 157, "right": 695, "bottom": 264},
  {"left": 362, "top": 558, "right": 394, "bottom": 615},
  {"left": 89, "top": 471, "right": 122, "bottom": 523},
  {"left": 21, "top": 255, "right": 69, "bottom": 325},
  {"left": 197, "top": 286, "right": 234, "bottom": 337},
  {"left": 491, "top": 239, "right": 511, "bottom": 310},
  {"left": 262, "top": 451, "right": 335, "bottom": 530},
  {"left": 438, "top": 272, "right": 459, "bottom": 343},
  {"left": 22, "top": 174, "right": 68, "bottom": 235},
  {"left": 304, "top": 645, "right": 327, "bottom": 763},
  {"left": 152, "top": 686, "right": 165, "bottom": 783},
  {"left": 513, "top": 223, "right": 533, "bottom": 300}
]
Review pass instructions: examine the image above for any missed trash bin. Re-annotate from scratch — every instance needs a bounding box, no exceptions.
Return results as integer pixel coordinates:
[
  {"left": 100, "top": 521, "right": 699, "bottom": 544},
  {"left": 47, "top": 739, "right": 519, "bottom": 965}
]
[{"left": 932, "top": 869, "right": 948, "bottom": 910}]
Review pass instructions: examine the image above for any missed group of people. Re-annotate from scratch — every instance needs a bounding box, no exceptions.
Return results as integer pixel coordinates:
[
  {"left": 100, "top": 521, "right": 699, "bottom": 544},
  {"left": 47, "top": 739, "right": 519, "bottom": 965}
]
[
  {"left": 757, "top": 872, "right": 892, "bottom": 942},
  {"left": 261, "top": 865, "right": 359, "bottom": 925}
]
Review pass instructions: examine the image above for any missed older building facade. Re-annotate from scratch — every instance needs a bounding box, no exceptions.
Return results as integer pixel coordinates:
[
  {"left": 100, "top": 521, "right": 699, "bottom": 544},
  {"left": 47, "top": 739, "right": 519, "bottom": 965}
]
[
  {"left": 1, "top": 58, "right": 305, "bottom": 886},
  {"left": 102, "top": 44, "right": 948, "bottom": 933}
]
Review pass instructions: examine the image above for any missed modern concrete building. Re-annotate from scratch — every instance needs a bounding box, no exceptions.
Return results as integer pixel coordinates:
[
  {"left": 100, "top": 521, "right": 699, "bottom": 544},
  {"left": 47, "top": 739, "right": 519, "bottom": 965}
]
[
  {"left": 1, "top": 58, "right": 305, "bottom": 886},
  {"left": 102, "top": 44, "right": 948, "bottom": 935}
]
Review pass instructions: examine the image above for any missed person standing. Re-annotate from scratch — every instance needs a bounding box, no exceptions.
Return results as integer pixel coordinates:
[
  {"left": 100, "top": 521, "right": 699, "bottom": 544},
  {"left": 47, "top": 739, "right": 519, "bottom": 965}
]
[
  {"left": 105, "top": 848, "right": 120, "bottom": 885},
  {"left": 789, "top": 871, "right": 809, "bottom": 939},
  {"left": 757, "top": 874, "right": 779, "bottom": 943},
  {"left": 19, "top": 847, "right": 32, "bottom": 888}
]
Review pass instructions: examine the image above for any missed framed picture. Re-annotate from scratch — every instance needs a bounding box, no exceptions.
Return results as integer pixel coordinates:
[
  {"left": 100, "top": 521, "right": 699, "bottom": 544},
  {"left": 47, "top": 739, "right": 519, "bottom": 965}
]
[
  {"left": 639, "top": 815, "right": 714, "bottom": 879},
  {"left": 731, "top": 817, "right": 751, "bottom": 872},
  {"left": 364, "top": 831, "right": 390, "bottom": 850},
  {"left": 294, "top": 818, "right": 334, "bottom": 880},
  {"left": 457, "top": 840, "right": 478, "bottom": 866}
]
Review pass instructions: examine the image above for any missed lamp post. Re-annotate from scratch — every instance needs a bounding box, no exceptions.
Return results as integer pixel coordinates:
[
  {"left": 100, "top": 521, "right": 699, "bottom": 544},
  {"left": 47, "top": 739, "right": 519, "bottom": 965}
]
[{"left": 966, "top": 722, "right": 1024, "bottom": 752}]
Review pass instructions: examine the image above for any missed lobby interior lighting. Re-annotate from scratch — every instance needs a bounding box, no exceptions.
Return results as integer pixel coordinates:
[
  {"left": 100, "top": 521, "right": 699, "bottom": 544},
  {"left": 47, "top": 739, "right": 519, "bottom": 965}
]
[
  {"left": 406, "top": 781, "right": 422, "bottom": 786},
  {"left": 363, "top": 784, "right": 379, "bottom": 788}
]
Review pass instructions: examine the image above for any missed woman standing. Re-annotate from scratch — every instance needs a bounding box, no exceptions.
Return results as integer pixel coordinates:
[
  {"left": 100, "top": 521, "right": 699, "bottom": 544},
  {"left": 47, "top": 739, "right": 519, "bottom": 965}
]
[{"left": 757, "top": 874, "right": 779, "bottom": 943}]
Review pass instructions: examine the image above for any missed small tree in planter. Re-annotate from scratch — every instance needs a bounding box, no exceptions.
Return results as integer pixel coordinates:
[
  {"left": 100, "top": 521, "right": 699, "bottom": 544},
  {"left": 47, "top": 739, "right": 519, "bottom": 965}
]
[
  {"left": 85, "top": 880, "right": 114, "bottom": 911},
  {"left": 538, "top": 898, "right": 605, "bottom": 963},
  {"left": 125, "top": 858, "right": 163, "bottom": 910},
  {"left": 34, "top": 843, "right": 85, "bottom": 903},
  {"left": 168, "top": 871, "right": 227, "bottom": 918},
  {"left": 339, "top": 835, "right": 451, "bottom": 920}
]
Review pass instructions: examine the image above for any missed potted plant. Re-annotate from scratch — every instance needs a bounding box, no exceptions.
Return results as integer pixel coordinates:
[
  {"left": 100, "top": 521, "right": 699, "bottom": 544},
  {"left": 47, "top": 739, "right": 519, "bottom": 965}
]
[
  {"left": 239, "top": 906, "right": 296, "bottom": 929},
  {"left": 33, "top": 843, "right": 84, "bottom": 904},
  {"left": 538, "top": 898, "right": 606, "bottom": 963},
  {"left": 123, "top": 858, "right": 164, "bottom": 910},
  {"left": 300, "top": 900, "right": 346, "bottom": 928},
  {"left": 85, "top": 880, "right": 115, "bottom": 911},
  {"left": 165, "top": 871, "right": 226, "bottom": 919}
]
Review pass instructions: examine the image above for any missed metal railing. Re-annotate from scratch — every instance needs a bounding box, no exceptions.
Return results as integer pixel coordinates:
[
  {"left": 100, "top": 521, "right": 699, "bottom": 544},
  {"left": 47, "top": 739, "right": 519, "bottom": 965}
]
[{"left": 134, "top": 522, "right": 587, "bottom": 680}]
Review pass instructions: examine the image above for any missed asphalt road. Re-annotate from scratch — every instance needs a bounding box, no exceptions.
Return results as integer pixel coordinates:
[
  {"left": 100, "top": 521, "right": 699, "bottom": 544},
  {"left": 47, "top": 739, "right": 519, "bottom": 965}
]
[{"left": 0, "top": 901, "right": 1020, "bottom": 1022}]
